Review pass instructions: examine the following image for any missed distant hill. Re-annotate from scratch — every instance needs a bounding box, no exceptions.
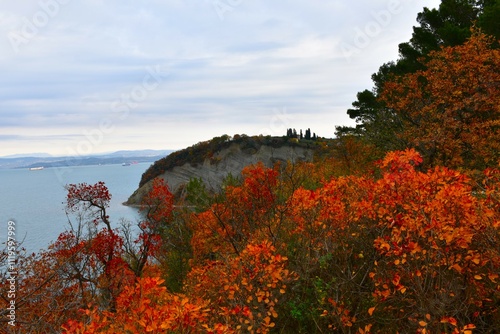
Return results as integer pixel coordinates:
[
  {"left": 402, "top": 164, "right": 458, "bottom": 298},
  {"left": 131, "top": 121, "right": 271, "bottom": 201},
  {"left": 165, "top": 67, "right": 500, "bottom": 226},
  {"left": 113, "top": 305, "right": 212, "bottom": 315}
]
[
  {"left": 97, "top": 150, "right": 173, "bottom": 158},
  {"left": 1, "top": 153, "right": 53, "bottom": 158},
  {"left": 0, "top": 149, "right": 174, "bottom": 169},
  {"left": 125, "top": 134, "right": 321, "bottom": 206}
]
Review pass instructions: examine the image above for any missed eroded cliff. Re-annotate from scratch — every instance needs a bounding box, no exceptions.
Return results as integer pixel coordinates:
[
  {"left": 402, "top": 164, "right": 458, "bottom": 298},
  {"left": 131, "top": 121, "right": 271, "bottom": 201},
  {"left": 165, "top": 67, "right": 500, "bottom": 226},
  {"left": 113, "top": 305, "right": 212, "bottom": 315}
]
[{"left": 125, "top": 141, "right": 314, "bottom": 206}]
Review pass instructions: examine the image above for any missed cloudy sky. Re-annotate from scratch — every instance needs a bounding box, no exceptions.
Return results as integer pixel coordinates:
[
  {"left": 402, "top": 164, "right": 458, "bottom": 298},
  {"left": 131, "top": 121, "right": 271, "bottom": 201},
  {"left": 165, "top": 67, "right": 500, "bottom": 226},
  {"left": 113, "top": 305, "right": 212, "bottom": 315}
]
[{"left": 0, "top": 0, "right": 441, "bottom": 157}]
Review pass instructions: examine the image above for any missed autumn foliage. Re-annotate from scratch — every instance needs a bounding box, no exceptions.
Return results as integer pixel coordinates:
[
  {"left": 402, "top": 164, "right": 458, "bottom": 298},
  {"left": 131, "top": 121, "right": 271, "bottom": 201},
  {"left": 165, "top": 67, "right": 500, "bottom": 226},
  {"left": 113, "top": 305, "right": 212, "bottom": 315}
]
[
  {"left": 380, "top": 30, "right": 499, "bottom": 170},
  {"left": 1, "top": 145, "right": 499, "bottom": 333},
  {"left": 1, "top": 30, "right": 500, "bottom": 334}
]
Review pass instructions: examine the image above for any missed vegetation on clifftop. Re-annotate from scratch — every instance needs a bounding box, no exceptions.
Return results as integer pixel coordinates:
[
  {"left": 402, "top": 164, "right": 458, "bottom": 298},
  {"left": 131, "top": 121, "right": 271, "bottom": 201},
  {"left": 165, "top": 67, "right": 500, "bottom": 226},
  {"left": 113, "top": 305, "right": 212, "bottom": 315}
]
[{"left": 139, "top": 133, "right": 324, "bottom": 188}]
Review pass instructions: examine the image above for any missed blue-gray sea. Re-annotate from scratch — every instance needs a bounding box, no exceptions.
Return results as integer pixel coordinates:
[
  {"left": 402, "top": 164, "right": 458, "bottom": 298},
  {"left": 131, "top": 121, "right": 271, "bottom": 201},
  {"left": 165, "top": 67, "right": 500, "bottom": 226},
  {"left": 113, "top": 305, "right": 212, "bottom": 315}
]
[{"left": 0, "top": 163, "right": 150, "bottom": 254}]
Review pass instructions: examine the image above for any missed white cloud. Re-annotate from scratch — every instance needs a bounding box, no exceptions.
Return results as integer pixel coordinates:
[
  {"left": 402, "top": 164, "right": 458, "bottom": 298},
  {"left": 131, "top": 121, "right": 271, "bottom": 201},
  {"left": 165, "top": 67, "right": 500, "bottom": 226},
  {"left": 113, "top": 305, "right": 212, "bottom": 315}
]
[{"left": 0, "top": 0, "right": 442, "bottom": 156}]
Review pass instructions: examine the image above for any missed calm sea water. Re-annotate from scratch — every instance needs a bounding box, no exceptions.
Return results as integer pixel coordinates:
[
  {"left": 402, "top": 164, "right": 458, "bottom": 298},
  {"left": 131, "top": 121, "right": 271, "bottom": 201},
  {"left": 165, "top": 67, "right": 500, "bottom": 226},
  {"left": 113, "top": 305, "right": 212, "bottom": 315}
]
[{"left": 0, "top": 163, "right": 151, "bottom": 253}]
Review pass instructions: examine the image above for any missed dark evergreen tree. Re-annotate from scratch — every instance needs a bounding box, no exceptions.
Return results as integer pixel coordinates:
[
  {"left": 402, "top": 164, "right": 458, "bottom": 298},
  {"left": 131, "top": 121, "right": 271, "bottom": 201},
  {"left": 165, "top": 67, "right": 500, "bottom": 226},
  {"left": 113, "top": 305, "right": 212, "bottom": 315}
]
[
  {"left": 336, "top": 0, "right": 500, "bottom": 153},
  {"left": 305, "top": 128, "right": 311, "bottom": 140},
  {"left": 478, "top": 0, "right": 500, "bottom": 43}
]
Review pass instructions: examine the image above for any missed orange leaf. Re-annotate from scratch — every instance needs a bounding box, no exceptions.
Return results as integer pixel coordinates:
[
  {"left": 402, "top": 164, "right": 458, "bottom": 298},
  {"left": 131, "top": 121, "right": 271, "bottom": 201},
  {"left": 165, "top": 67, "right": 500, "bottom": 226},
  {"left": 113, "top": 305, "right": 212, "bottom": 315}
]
[{"left": 488, "top": 273, "right": 498, "bottom": 282}]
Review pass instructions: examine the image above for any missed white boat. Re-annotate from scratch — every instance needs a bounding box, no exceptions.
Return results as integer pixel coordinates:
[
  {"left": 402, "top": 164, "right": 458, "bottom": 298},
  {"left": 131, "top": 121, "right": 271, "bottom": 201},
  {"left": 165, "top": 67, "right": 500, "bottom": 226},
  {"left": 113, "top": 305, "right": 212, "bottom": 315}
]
[{"left": 29, "top": 166, "right": 44, "bottom": 171}]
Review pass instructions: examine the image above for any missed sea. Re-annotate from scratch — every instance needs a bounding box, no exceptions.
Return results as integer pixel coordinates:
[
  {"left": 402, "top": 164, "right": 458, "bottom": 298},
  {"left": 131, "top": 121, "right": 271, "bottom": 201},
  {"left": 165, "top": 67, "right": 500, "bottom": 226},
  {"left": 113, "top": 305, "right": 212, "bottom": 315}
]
[{"left": 0, "top": 163, "right": 151, "bottom": 254}]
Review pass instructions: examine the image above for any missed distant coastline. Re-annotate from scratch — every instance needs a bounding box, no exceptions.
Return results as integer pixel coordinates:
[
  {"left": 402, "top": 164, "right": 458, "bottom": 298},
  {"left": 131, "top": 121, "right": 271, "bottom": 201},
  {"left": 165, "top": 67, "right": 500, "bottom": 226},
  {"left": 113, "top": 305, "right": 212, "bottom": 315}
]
[{"left": 0, "top": 149, "right": 173, "bottom": 169}]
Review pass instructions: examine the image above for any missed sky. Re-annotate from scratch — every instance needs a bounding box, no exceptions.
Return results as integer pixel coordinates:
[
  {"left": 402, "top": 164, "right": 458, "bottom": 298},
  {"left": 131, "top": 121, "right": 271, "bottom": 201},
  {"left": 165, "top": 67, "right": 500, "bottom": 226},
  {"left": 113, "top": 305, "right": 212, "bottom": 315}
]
[{"left": 0, "top": 0, "right": 441, "bottom": 157}]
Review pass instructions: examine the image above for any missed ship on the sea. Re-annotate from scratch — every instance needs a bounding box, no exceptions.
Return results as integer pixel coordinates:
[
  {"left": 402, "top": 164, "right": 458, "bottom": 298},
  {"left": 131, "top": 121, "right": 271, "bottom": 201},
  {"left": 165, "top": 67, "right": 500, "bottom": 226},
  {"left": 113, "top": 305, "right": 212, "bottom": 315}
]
[{"left": 29, "top": 166, "right": 44, "bottom": 171}]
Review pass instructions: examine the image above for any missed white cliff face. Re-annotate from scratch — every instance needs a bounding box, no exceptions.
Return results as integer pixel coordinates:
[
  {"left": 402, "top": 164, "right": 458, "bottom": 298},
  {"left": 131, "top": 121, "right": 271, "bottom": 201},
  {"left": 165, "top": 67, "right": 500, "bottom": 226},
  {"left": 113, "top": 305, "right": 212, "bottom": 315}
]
[{"left": 125, "top": 143, "right": 314, "bottom": 205}]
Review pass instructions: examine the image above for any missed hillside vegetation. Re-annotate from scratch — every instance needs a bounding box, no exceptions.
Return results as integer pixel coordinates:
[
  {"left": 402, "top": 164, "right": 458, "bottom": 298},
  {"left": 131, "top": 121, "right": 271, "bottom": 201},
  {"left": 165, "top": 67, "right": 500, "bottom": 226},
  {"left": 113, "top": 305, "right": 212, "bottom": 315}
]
[
  {"left": 138, "top": 134, "right": 322, "bottom": 188},
  {"left": 1, "top": 1, "right": 499, "bottom": 333}
]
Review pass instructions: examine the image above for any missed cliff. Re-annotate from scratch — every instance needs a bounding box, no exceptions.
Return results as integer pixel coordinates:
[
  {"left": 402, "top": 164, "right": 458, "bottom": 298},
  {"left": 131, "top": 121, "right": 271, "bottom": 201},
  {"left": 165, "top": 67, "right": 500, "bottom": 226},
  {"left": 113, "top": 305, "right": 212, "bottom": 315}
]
[{"left": 125, "top": 136, "right": 316, "bottom": 206}]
